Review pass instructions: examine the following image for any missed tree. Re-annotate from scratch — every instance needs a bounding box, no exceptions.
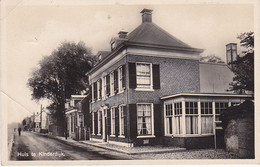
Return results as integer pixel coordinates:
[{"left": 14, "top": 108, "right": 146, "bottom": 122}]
[
  {"left": 27, "top": 41, "right": 95, "bottom": 128},
  {"left": 229, "top": 32, "right": 254, "bottom": 93},
  {"left": 200, "top": 54, "right": 225, "bottom": 63}
]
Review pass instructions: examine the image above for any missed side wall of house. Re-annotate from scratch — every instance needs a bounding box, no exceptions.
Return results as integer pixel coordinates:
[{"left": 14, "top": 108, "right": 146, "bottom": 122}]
[{"left": 199, "top": 62, "right": 234, "bottom": 93}]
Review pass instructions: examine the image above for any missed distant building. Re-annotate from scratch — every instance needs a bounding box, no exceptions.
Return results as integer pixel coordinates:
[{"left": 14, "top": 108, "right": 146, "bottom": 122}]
[
  {"left": 86, "top": 9, "right": 252, "bottom": 148},
  {"left": 65, "top": 95, "right": 90, "bottom": 140}
]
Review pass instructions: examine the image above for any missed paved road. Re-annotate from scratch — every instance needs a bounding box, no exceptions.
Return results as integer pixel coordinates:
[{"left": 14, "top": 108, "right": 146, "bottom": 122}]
[{"left": 10, "top": 131, "right": 134, "bottom": 160}]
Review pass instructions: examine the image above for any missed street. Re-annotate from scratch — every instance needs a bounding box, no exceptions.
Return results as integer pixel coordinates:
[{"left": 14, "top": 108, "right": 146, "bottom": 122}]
[{"left": 10, "top": 131, "right": 134, "bottom": 160}]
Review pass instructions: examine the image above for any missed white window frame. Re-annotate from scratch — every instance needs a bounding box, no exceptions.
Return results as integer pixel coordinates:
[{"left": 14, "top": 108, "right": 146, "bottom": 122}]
[
  {"left": 200, "top": 101, "right": 214, "bottom": 134},
  {"left": 185, "top": 101, "right": 199, "bottom": 135},
  {"left": 118, "top": 66, "right": 124, "bottom": 93},
  {"left": 110, "top": 72, "right": 115, "bottom": 96},
  {"left": 136, "top": 103, "right": 155, "bottom": 138},
  {"left": 164, "top": 103, "right": 173, "bottom": 135},
  {"left": 110, "top": 107, "right": 116, "bottom": 136},
  {"left": 174, "top": 102, "right": 183, "bottom": 135},
  {"left": 135, "top": 62, "right": 153, "bottom": 91},
  {"left": 119, "top": 104, "right": 126, "bottom": 137}
]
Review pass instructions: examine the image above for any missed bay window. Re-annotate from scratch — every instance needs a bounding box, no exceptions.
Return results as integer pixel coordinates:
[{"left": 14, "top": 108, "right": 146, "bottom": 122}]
[
  {"left": 137, "top": 104, "right": 153, "bottom": 135},
  {"left": 174, "top": 102, "right": 182, "bottom": 134},
  {"left": 185, "top": 102, "right": 198, "bottom": 134},
  {"left": 201, "top": 102, "right": 213, "bottom": 134},
  {"left": 136, "top": 63, "right": 152, "bottom": 89},
  {"left": 215, "top": 102, "right": 228, "bottom": 121},
  {"left": 165, "top": 104, "right": 173, "bottom": 135}
]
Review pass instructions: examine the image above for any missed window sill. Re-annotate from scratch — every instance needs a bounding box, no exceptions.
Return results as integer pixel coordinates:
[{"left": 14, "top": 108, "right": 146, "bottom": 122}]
[
  {"left": 97, "top": 134, "right": 101, "bottom": 136},
  {"left": 110, "top": 135, "right": 116, "bottom": 137},
  {"left": 118, "top": 135, "right": 125, "bottom": 138},
  {"left": 135, "top": 88, "right": 154, "bottom": 92},
  {"left": 137, "top": 135, "right": 155, "bottom": 138}
]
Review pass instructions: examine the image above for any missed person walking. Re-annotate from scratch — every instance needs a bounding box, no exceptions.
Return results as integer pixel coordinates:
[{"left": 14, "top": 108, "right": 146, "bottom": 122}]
[{"left": 18, "top": 127, "right": 21, "bottom": 136}]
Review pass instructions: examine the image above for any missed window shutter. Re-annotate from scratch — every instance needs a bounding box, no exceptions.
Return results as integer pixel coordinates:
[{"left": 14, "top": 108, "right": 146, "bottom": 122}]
[
  {"left": 129, "top": 104, "right": 137, "bottom": 140},
  {"left": 122, "top": 65, "right": 126, "bottom": 89},
  {"left": 90, "top": 113, "right": 93, "bottom": 134},
  {"left": 89, "top": 85, "right": 92, "bottom": 102},
  {"left": 114, "top": 70, "right": 118, "bottom": 94},
  {"left": 123, "top": 106, "right": 127, "bottom": 137},
  {"left": 94, "top": 82, "right": 97, "bottom": 100},
  {"left": 100, "top": 111, "right": 103, "bottom": 135},
  {"left": 107, "top": 109, "right": 111, "bottom": 135},
  {"left": 99, "top": 79, "right": 102, "bottom": 98},
  {"left": 115, "top": 107, "right": 119, "bottom": 137},
  {"left": 154, "top": 104, "right": 162, "bottom": 137},
  {"left": 129, "top": 63, "right": 136, "bottom": 89},
  {"left": 152, "top": 64, "right": 160, "bottom": 89},
  {"left": 94, "top": 112, "right": 98, "bottom": 135},
  {"left": 106, "top": 75, "right": 110, "bottom": 96}
]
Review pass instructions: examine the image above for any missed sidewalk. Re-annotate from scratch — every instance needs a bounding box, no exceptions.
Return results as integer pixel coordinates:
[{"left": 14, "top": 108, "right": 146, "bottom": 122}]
[{"left": 53, "top": 135, "right": 186, "bottom": 155}]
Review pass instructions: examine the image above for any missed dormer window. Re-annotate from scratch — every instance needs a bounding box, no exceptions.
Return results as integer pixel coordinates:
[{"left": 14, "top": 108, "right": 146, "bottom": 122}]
[
  {"left": 111, "top": 41, "right": 116, "bottom": 50},
  {"left": 98, "top": 55, "right": 102, "bottom": 60}
]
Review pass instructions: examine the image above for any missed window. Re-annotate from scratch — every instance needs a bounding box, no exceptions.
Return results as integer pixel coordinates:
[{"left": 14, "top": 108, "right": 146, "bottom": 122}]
[
  {"left": 106, "top": 75, "right": 110, "bottom": 96},
  {"left": 136, "top": 63, "right": 152, "bottom": 89},
  {"left": 137, "top": 104, "right": 153, "bottom": 135},
  {"left": 110, "top": 72, "right": 114, "bottom": 96},
  {"left": 98, "top": 110, "right": 102, "bottom": 134},
  {"left": 201, "top": 102, "right": 213, "bottom": 134},
  {"left": 118, "top": 66, "right": 123, "bottom": 92},
  {"left": 174, "top": 102, "right": 182, "bottom": 134},
  {"left": 185, "top": 102, "right": 198, "bottom": 134},
  {"left": 119, "top": 105, "right": 126, "bottom": 136},
  {"left": 215, "top": 102, "right": 228, "bottom": 121},
  {"left": 102, "top": 76, "right": 106, "bottom": 99},
  {"left": 111, "top": 107, "right": 115, "bottom": 135},
  {"left": 165, "top": 104, "right": 173, "bottom": 135}
]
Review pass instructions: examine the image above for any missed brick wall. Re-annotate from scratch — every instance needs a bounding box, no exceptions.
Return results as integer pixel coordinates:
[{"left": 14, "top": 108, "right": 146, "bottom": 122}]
[
  {"left": 127, "top": 55, "right": 200, "bottom": 104},
  {"left": 224, "top": 117, "right": 254, "bottom": 158}
]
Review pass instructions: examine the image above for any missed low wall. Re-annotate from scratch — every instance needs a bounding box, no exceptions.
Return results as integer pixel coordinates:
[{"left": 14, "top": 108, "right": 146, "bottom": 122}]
[
  {"left": 163, "top": 136, "right": 214, "bottom": 149},
  {"left": 224, "top": 117, "right": 254, "bottom": 158},
  {"left": 222, "top": 100, "right": 254, "bottom": 158}
]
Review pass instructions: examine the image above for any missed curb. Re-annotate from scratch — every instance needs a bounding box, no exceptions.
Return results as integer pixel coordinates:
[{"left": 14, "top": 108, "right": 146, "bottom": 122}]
[{"left": 80, "top": 141, "right": 186, "bottom": 155}]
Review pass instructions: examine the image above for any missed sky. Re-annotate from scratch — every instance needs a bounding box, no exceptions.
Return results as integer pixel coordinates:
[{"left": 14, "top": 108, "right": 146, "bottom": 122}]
[{"left": 1, "top": 1, "right": 254, "bottom": 124}]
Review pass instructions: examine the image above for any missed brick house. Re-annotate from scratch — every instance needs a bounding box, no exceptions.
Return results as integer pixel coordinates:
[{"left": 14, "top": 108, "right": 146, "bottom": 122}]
[{"left": 86, "top": 9, "right": 252, "bottom": 148}]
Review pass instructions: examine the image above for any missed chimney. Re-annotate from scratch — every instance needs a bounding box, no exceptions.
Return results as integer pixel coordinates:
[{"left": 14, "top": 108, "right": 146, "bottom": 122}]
[
  {"left": 226, "top": 43, "right": 237, "bottom": 68},
  {"left": 118, "top": 31, "right": 128, "bottom": 38},
  {"left": 140, "top": 8, "right": 153, "bottom": 23}
]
